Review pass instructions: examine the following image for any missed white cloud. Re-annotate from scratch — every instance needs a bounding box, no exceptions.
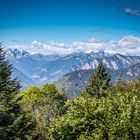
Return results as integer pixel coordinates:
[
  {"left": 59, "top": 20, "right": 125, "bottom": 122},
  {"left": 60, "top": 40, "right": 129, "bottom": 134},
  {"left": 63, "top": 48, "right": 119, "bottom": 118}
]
[
  {"left": 7, "top": 35, "right": 140, "bottom": 56},
  {"left": 124, "top": 7, "right": 140, "bottom": 16},
  {"left": 116, "top": 36, "right": 140, "bottom": 55}
]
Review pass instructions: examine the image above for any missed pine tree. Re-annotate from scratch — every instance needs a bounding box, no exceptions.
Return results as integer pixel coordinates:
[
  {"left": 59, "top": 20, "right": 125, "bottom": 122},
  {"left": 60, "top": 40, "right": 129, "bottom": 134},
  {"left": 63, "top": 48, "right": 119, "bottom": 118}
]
[
  {"left": 0, "top": 44, "right": 34, "bottom": 140},
  {"left": 83, "top": 63, "right": 111, "bottom": 98}
]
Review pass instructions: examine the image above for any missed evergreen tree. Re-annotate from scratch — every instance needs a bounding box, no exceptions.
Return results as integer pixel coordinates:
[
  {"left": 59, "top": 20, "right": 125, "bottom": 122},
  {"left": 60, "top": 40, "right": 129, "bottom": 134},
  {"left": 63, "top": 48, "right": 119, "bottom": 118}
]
[
  {"left": 0, "top": 44, "right": 34, "bottom": 140},
  {"left": 83, "top": 63, "right": 111, "bottom": 98}
]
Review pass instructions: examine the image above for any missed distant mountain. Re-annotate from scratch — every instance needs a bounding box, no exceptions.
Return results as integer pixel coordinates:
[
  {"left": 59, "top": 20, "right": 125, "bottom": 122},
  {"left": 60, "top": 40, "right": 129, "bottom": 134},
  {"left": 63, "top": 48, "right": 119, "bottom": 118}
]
[
  {"left": 5, "top": 48, "right": 140, "bottom": 89},
  {"left": 56, "top": 63, "right": 140, "bottom": 98},
  {"left": 6, "top": 48, "right": 30, "bottom": 58},
  {"left": 11, "top": 67, "right": 33, "bottom": 88}
]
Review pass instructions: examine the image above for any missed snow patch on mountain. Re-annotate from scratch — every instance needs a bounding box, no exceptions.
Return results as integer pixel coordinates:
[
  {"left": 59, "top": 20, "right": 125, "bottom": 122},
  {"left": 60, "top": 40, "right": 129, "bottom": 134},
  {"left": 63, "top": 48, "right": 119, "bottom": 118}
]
[
  {"left": 5, "top": 48, "right": 140, "bottom": 88},
  {"left": 82, "top": 63, "right": 91, "bottom": 69}
]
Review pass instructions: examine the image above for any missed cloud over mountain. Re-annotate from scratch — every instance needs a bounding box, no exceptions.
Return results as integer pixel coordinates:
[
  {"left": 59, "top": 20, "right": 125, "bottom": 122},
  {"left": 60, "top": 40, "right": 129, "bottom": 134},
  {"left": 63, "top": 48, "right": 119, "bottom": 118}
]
[{"left": 7, "top": 35, "right": 140, "bottom": 56}]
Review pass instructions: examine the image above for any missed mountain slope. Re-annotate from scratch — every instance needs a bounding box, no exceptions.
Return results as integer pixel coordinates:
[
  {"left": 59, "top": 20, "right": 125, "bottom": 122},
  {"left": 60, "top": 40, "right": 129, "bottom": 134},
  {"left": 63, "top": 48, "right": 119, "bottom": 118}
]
[
  {"left": 11, "top": 67, "right": 34, "bottom": 88},
  {"left": 5, "top": 49, "right": 140, "bottom": 88},
  {"left": 56, "top": 63, "right": 140, "bottom": 98}
]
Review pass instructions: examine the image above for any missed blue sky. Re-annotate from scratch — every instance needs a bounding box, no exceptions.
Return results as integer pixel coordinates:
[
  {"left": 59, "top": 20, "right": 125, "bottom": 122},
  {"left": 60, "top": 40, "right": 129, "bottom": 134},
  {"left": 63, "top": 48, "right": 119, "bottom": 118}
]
[{"left": 0, "top": 0, "right": 140, "bottom": 44}]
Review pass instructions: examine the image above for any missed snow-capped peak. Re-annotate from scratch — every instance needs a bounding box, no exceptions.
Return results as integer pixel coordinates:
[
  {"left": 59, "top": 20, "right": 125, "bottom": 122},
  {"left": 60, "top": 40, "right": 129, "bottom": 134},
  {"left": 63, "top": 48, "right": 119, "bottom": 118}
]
[{"left": 5, "top": 48, "right": 30, "bottom": 58}]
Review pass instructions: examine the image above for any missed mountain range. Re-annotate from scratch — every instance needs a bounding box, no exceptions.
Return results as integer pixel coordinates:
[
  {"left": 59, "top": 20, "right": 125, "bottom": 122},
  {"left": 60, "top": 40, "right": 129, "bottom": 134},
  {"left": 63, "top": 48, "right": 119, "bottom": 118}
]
[
  {"left": 5, "top": 48, "right": 140, "bottom": 91},
  {"left": 56, "top": 63, "right": 140, "bottom": 97}
]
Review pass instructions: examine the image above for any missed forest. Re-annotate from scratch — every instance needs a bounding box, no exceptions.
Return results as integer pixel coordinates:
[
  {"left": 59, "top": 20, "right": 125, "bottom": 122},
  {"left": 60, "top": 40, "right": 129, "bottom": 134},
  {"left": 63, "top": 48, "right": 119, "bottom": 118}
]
[{"left": 1, "top": 44, "right": 140, "bottom": 140}]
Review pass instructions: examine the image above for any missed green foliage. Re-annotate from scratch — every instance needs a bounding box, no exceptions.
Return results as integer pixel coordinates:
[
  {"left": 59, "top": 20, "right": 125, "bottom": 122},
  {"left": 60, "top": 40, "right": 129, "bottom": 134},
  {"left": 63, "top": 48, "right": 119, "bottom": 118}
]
[
  {"left": 49, "top": 90, "right": 140, "bottom": 140},
  {"left": 114, "top": 76, "right": 140, "bottom": 93},
  {"left": 83, "top": 63, "right": 111, "bottom": 98},
  {"left": 0, "top": 44, "right": 34, "bottom": 140},
  {"left": 48, "top": 65, "right": 140, "bottom": 140},
  {"left": 1, "top": 43, "right": 140, "bottom": 140},
  {"left": 20, "top": 83, "right": 66, "bottom": 139}
]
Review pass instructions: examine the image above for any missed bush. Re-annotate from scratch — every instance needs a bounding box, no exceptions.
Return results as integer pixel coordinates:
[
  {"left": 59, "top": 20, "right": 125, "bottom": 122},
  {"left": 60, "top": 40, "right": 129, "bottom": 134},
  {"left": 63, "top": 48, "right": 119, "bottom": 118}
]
[{"left": 49, "top": 90, "right": 140, "bottom": 140}]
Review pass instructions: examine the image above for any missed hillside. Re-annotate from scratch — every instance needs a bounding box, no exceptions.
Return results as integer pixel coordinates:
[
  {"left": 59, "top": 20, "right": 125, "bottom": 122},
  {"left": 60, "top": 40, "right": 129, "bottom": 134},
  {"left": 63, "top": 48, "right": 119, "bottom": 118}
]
[
  {"left": 56, "top": 63, "right": 140, "bottom": 97},
  {"left": 5, "top": 48, "right": 140, "bottom": 89}
]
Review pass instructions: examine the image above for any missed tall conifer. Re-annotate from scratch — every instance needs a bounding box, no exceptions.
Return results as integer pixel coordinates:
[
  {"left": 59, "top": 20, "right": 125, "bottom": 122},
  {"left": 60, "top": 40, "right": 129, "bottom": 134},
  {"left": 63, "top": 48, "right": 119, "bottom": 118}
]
[
  {"left": 84, "top": 63, "right": 111, "bottom": 98},
  {"left": 0, "top": 44, "right": 34, "bottom": 139}
]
